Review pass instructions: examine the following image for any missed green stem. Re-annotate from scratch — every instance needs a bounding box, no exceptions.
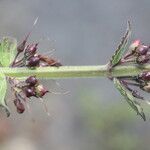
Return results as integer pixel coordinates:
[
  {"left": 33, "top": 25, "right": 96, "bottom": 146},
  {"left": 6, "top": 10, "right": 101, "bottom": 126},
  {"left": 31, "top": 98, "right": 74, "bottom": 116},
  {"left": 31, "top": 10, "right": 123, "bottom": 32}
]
[{"left": 1, "top": 64, "right": 150, "bottom": 79}]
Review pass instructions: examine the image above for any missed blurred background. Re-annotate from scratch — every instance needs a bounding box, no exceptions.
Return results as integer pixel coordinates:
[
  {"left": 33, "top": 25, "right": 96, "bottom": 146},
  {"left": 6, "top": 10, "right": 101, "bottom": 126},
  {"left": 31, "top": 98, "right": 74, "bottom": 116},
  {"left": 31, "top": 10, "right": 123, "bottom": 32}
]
[{"left": 0, "top": 0, "right": 150, "bottom": 150}]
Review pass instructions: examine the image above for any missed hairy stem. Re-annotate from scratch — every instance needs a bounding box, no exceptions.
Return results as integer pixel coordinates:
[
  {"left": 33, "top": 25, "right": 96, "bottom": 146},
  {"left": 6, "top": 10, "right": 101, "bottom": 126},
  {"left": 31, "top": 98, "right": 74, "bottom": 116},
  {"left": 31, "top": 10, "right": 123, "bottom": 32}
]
[{"left": 0, "top": 64, "right": 150, "bottom": 79}]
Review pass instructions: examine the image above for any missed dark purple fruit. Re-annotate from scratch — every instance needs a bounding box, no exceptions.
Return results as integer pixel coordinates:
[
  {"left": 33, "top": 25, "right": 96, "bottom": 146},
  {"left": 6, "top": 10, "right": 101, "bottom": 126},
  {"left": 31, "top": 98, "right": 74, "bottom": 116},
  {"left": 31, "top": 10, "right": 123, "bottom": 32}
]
[
  {"left": 26, "top": 76, "right": 38, "bottom": 86},
  {"left": 27, "top": 56, "right": 40, "bottom": 67},
  {"left": 24, "top": 87, "right": 36, "bottom": 98}
]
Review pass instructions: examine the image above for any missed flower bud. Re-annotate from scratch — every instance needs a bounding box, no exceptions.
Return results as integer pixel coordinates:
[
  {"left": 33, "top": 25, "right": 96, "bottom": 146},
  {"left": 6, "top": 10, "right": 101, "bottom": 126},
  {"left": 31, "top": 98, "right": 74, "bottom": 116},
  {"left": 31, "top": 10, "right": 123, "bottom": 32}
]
[
  {"left": 25, "top": 76, "right": 38, "bottom": 86},
  {"left": 14, "top": 99, "right": 25, "bottom": 114},
  {"left": 27, "top": 56, "right": 40, "bottom": 67},
  {"left": 35, "top": 85, "right": 48, "bottom": 98}
]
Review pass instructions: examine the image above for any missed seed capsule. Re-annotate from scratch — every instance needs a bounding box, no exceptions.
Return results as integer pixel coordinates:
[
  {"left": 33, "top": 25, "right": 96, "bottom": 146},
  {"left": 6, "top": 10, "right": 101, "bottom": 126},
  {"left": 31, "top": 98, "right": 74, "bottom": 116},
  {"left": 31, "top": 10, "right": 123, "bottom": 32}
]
[
  {"left": 25, "top": 76, "right": 38, "bottom": 86},
  {"left": 27, "top": 56, "right": 40, "bottom": 67}
]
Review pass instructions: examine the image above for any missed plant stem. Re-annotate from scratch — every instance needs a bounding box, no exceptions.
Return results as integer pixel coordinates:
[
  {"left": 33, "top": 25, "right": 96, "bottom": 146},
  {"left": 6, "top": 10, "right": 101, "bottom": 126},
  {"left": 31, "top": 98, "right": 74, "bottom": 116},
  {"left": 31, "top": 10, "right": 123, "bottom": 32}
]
[{"left": 1, "top": 64, "right": 150, "bottom": 79}]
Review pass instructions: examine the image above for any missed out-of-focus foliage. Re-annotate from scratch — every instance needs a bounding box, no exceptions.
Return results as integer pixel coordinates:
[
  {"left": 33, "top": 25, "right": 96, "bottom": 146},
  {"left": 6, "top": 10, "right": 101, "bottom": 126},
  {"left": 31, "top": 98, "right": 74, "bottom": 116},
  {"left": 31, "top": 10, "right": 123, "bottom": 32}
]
[{"left": 77, "top": 90, "right": 139, "bottom": 150}]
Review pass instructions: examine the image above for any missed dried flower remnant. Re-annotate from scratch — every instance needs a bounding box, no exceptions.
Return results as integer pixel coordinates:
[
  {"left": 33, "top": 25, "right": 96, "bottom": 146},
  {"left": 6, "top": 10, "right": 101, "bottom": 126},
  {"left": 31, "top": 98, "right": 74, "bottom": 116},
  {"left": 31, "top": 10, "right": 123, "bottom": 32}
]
[
  {"left": 35, "top": 85, "right": 49, "bottom": 98},
  {"left": 14, "top": 98, "right": 25, "bottom": 114},
  {"left": 38, "top": 55, "right": 62, "bottom": 67}
]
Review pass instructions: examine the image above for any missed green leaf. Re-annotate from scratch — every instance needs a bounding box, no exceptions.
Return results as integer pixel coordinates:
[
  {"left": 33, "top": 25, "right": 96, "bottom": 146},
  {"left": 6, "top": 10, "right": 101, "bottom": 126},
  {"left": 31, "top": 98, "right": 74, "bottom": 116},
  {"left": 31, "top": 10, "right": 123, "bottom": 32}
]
[
  {"left": 110, "top": 21, "right": 131, "bottom": 67},
  {"left": 0, "top": 37, "right": 17, "bottom": 67},
  {"left": 113, "top": 78, "right": 146, "bottom": 121},
  {"left": 0, "top": 72, "right": 10, "bottom": 116}
]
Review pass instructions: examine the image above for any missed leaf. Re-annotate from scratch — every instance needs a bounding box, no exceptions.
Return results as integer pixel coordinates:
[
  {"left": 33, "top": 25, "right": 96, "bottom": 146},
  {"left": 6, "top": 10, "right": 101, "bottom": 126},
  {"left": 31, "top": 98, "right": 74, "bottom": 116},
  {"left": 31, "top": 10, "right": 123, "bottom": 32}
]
[
  {"left": 110, "top": 21, "right": 131, "bottom": 67},
  {"left": 113, "top": 78, "right": 146, "bottom": 121},
  {"left": 0, "top": 72, "right": 10, "bottom": 116},
  {"left": 0, "top": 37, "right": 17, "bottom": 67}
]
